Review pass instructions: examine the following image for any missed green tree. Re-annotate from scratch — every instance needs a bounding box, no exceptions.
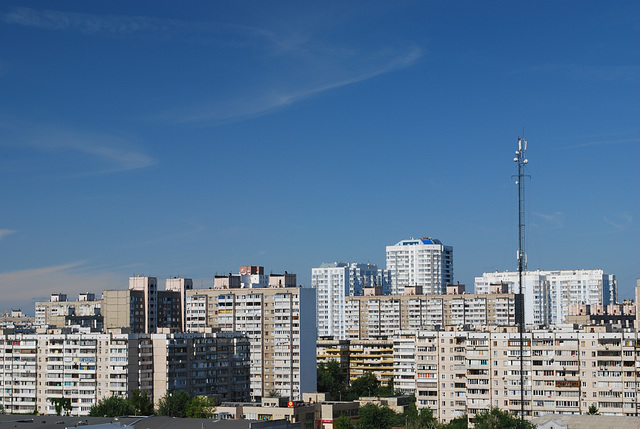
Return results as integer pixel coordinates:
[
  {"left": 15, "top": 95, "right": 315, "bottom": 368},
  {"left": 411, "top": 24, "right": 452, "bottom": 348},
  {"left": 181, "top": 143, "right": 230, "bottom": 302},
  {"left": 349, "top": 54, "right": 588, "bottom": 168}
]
[
  {"left": 348, "top": 371, "right": 380, "bottom": 400},
  {"left": 0, "top": 403, "right": 4, "bottom": 414},
  {"left": 157, "top": 390, "right": 191, "bottom": 418},
  {"left": 267, "top": 389, "right": 281, "bottom": 397},
  {"left": 357, "top": 403, "right": 398, "bottom": 429},
  {"left": 51, "top": 397, "right": 72, "bottom": 416},
  {"left": 376, "top": 377, "right": 400, "bottom": 397},
  {"left": 185, "top": 395, "right": 216, "bottom": 418},
  {"left": 129, "top": 390, "right": 154, "bottom": 416},
  {"left": 473, "top": 407, "right": 534, "bottom": 429},
  {"left": 334, "top": 414, "right": 355, "bottom": 429},
  {"left": 318, "top": 360, "right": 348, "bottom": 401},
  {"left": 409, "top": 408, "right": 439, "bottom": 429},
  {"left": 587, "top": 404, "right": 600, "bottom": 415},
  {"left": 89, "top": 395, "right": 136, "bottom": 417},
  {"left": 441, "top": 414, "right": 468, "bottom": 429}
]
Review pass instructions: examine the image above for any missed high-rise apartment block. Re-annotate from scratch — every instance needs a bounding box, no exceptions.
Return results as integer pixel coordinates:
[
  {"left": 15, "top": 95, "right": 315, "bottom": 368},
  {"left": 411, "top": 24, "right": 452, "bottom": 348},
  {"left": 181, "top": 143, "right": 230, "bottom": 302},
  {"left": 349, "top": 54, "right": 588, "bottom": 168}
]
[
  {"left": 312, "top": 262, "right": 390, "bottom": 340},
  {"left": 343, "top": 285, "right": 514, "bottom": 340},
  {"left": 0, "top": 329, "right": 249, "bottom": 416},
  {"left": 386, "top": 237, "right": 453, "bottom": 295},
  {"left": 29, "top": 268, "right": 312, "bottom": 406},
  {"left": 475, "top": 269, "right": 617, "bottom": 326},
  {"left": 185, "top": 270, "right": 316, "bottom": 401},
  {"left": 318, "top": 325, "right": 640, "bottom": 425}
]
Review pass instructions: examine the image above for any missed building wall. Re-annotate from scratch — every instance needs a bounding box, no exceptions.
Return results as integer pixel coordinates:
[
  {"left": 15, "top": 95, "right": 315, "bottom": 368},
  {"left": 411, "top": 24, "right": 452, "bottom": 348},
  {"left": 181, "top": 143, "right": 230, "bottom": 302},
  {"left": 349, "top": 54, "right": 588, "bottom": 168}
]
[
  {"left": 129, "top": 277, "right": 158, "bottom": 333},
  {"left": 102, "top": 289, "right": 145, "bottom": 333}
]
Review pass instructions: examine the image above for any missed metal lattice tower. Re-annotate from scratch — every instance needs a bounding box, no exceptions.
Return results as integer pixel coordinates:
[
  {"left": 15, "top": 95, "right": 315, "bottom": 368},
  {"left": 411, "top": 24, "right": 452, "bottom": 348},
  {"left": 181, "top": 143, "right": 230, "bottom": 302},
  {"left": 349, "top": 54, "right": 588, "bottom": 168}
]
[{"left": 513, "top": 136, "right": 528, "bottom": 425}]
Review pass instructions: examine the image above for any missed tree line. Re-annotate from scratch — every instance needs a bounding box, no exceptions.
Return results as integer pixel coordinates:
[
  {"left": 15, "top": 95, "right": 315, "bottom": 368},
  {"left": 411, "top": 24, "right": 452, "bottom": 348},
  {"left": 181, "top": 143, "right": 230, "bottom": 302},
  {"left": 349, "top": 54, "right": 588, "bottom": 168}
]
[{"left": 86, "top": 390, "right": 216, "bottom": 418}]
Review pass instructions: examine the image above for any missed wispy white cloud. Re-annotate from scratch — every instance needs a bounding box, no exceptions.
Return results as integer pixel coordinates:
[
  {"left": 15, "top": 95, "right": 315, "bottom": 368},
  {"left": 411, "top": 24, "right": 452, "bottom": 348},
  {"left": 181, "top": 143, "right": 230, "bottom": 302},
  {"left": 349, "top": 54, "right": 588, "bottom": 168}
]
[
  {"left": 531, "top": 211, "right": 565, "bottom": 229},
  {"left": 163, "top": 46, "right": 423, "bottom": 125},
  {"left": 2, "top": 7, "right": 273, "bottom": 47},
  {"left": 1, "top": 122, "right": 156, "bottom": 175},
  {"left": 4, "top": 8, "right": 423, "bottom": 127},
  {"left": 0, "top": 262, "right": 121, "bottom": 305},
  {"left": 0, "top": 229, "right": 17, "bottom": 240},
  {"left": 603, "top": 213, "right": 632, "bottom": 231}
]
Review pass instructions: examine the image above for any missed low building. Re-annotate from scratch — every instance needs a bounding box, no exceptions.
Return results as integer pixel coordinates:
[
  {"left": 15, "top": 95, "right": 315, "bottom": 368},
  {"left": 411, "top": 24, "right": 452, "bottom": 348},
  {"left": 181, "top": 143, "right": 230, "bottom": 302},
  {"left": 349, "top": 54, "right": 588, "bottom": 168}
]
[
  {"left": 217, "top": 394, "right": 360, "bottom": 429},
  {"left": 532, "top": 414, "right": 640, "bottom": 429}
]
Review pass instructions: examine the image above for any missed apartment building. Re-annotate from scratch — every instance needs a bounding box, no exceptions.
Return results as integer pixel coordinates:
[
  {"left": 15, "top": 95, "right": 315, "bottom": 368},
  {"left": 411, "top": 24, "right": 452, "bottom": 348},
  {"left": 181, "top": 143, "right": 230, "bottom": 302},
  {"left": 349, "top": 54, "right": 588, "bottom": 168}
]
[
  {"left": 312, "top": 262, "right": 390, "bottom": 340},
  {"left": 0, "top": 309, "right": 35, "bottom": 331},
  {"left": 0, "top": 329, "right": 249, "bottom": 416},
  {"left": 566, "top": 301, "right": 636, "bottom": 329},
  {"left": 386, "top": 237, "right": 453, "bottom": 295},
  {"left": 317, "top": 338, "right": 394, "bottom": 387},
  {"left": 344, "top": 286, "right": 514, "bottom": 340},
  {"left": 475, "top": 269, "right": 617, "bottom": 326},
  {"left": 410, "top": 327, "right": 640, "bottom": 425},
  {"left": 35, "top": 293, "right": 102, "bottom": 331},
  {"left": 185, "top": 274, "right": 316, "bottom": 401},
  {"left": 318, "top": 325, "right": 640, "bottom": 425},
  {"left": 165, "top": 277, "right": 193, "bottom": 331}
]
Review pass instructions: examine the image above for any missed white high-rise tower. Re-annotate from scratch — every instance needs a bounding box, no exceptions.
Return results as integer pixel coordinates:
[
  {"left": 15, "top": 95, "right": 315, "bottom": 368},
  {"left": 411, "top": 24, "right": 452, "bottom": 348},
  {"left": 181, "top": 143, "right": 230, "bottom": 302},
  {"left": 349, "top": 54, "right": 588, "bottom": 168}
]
[{"left": 386, "top": 237, "right": 453, "bottom": 295}]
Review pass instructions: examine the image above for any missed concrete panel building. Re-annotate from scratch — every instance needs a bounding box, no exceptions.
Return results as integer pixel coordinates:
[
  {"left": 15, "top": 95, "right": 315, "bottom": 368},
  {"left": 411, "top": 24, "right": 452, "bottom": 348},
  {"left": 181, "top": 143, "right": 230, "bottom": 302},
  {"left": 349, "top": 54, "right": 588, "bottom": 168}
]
[
  {"left": 185, "top": 275, "right": 316, "bottom": 401},
  {"left": 0, "top": 329, "right": 249, "bottom": 416},
  {"left": 344, "top": 287, "right": 515, "bottom": 340}
]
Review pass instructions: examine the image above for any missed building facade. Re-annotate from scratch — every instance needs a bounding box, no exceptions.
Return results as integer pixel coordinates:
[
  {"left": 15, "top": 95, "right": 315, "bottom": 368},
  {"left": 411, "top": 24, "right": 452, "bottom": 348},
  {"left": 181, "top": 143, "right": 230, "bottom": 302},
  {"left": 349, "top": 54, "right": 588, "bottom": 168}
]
[
  {"left": 344, "top": 289, "right": 515, "bottom": 340},
  {"left": 0, "top": 329, "right": 249, "bottom": 416},
  {"left": 185, "top": 278, "right": 317, "bottom": 401},
  {"left": 318, "top": 326, "right": 640, "bottom": 426},
  {"left": 475, "top": 269, "right": 618, "bottom": 326},
  {"left": 386, "top": 237, "right": 453, "bottom": 295},
  {"left": 35, "top": 293, "right": 102, "bottom": 331},
  {"left": 312, "top": 262, "right": 390, "bottom": 340}
]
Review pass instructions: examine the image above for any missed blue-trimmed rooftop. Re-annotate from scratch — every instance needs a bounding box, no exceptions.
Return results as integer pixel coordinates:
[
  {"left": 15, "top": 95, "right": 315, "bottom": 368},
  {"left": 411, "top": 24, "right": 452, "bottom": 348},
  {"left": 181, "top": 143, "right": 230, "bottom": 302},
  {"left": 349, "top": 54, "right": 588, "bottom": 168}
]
[{"left": 394, "top": 237, "right": 443, "bottom": 246}]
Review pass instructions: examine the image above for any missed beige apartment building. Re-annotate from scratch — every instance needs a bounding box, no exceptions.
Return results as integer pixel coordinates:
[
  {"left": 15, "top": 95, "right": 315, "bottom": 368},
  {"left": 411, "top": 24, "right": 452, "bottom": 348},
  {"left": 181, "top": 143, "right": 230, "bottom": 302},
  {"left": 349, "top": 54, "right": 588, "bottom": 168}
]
[
  {"left": 185, "top": 276, "right": 317, "bottom": 401},
  {"left": 344, "top": 285, "right": 514, "bottom": 340},
  {"left": 414, "top": 326, "right": 640, "bottom": 425},
  {"left": 0, "top": 329, "right": 249, "bottom": 416},
  {"left": 567, "top": 300, "right": 636, "bottom": 329},
  {"left": 35, "top": 293, "right": 103, "bottom": 331},
  {"left": 36, "top": 277, "right": 188, "bottom": 334},
  {"left": 318, "top": 325, "right": 640, "bottom": 426}
]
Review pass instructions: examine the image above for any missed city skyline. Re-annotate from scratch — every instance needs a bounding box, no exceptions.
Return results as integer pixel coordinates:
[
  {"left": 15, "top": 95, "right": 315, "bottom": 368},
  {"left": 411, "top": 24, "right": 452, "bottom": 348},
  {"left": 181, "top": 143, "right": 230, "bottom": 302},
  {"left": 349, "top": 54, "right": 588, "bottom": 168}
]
[{"left": 1, "top": 1, "right": 638, "bottom": 312}]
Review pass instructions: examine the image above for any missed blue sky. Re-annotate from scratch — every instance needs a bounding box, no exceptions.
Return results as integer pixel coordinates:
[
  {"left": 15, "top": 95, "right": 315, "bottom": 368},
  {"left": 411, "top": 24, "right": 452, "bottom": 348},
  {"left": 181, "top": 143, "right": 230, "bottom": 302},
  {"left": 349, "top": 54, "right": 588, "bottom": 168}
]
[{"left": 1, "top": 1, "right": 638, "bottom": 313}]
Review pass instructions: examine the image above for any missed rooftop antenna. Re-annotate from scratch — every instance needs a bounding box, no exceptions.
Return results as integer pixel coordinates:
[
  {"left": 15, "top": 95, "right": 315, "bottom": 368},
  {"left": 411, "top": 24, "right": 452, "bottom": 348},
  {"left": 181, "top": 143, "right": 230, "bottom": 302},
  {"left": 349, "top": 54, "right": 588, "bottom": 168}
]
[{"left": 513, "top": 136, "right": 529, "bottom": 425}]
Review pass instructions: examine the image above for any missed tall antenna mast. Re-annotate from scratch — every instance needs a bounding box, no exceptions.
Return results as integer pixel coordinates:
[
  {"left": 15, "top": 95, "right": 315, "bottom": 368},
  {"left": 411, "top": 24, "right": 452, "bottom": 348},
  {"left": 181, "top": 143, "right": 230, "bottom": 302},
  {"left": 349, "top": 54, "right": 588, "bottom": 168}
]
[{"left": 513, "top": 136, "right": 529, "bottom": 425}]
